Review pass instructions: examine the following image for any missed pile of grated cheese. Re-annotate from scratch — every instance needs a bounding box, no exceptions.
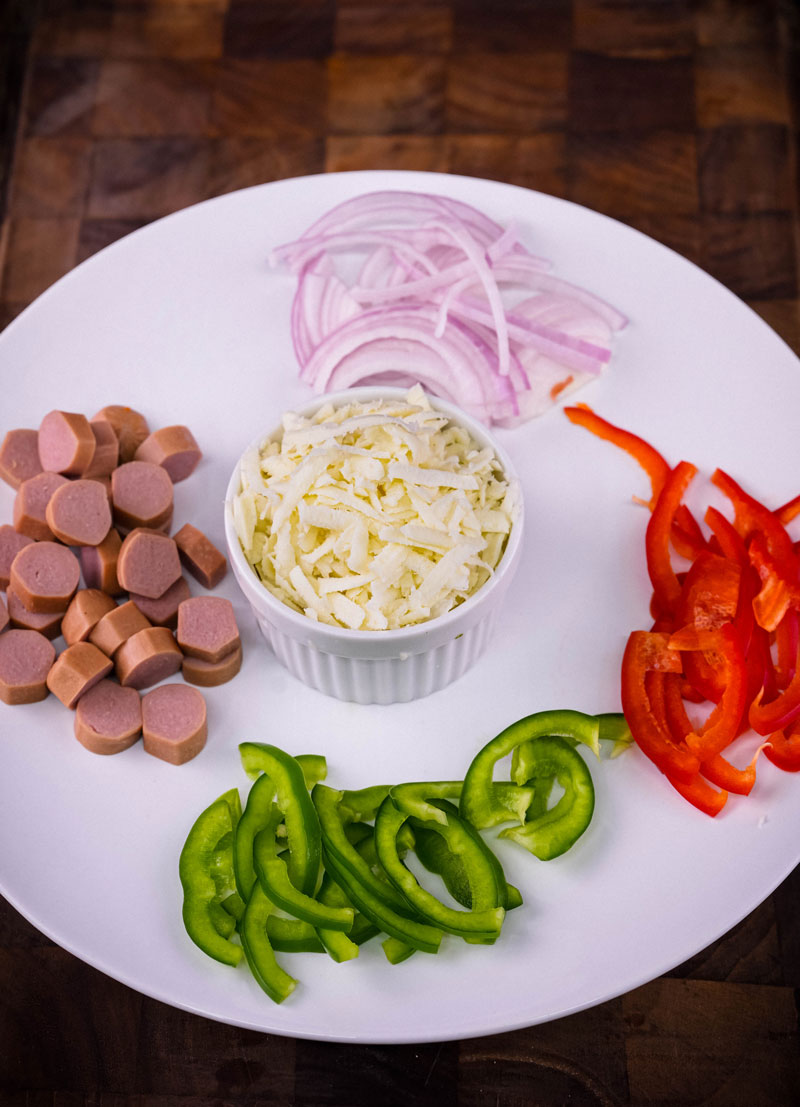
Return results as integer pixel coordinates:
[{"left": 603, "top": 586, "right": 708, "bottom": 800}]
[{"left": 232, "top": 386, "right": 519, "bottom": 631}]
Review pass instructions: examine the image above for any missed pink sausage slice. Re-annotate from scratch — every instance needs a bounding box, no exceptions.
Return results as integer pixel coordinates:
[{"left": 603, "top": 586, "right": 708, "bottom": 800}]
[
  {"left": 0, "top": 595, "right": 7, "bottom": 635},
  {"left": 0, "top": 429, "right": 43, "bottom": 489},
  {"left": 111, "top": 461, "right": 173, "bottom": 532},
  {"left": 116, "top": 529, "right": 181, "bottom": 600},
  {"left": 90, "top": 600, "right": 151, "bottom": 657},
  {"left": 141, "top": 683, "right": 207, "bottom": 765},
  {"left": 13, "top": 471, "right": 70, "bottom": 541},
  {"left": 74, "top": 679, "right": 142, "bottom": 755},
  {"left": 9, "top": 541, "right": 80, "bottom": 613},
  {"left": 115, "top": 626, "right": 182, "bottom": 689},
  {"left": 46, "top": 641, "right": 113, "bottom": 709},
  {"left": 176, "top": 596, "right": 240, "bottom": 663},
  {"left": 173, "top": 523, "right": 227, "bottom": 589},
  {"left": 92, "top": 406, "right": 150, "bottom": 463},
  {"left": 182, "top": 644, "right": 242, "bottom": 688},
  {"left": 82, "top": 419, "right": 119, "bottom": 480},
  {"left": 45, "top": 479, "right": 112, "bottom": 547},
  {"left": 0, "top": 629, "right": 56, "bottom": 705},
  {"left": 6, "top": 586, "right": 64, "bottom": 639},
  {"left": 0, "top": 525, "right": 35, "bottom": 590},
  {"left": 134, "top": 425, "right": 202, "bottom": 483},
  {"left": 38, "top": 411, "right": 96, "bottom": 476},
  {"left": 62, "top": 589, "right": 117, "bottom": 645},
  {"left": 80, "top": 527, "right": 123, "bottom": 595},
  {"left": 129, "top": 574, "right": 190, "bottom": 629}
]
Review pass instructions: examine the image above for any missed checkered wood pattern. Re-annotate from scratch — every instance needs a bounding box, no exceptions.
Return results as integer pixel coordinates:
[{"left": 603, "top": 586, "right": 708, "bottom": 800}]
[{"left": 1, "top": 2, "right": 799, "bottom": 1105}]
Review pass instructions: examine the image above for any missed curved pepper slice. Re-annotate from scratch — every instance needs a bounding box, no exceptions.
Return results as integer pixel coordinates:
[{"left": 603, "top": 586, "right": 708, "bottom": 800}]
[
  {"left": 668, "top": 624, "right": 747, "bottom": 760},
  {"left": 460, "top": 709, "right": 601, "bottom": 830},
  {"left": 375, "top": 796, "right": 505, "bottom": 941},
  {"left": 240, "top": 880, "right": 297, "bottom": 1004},
  {"left": 645, "top": 460, "right": 698, "bottom": 617},
  {"left": 504, "top": 735, "right": 595, "bottom": 860},
  {"left": 764, "top": 721, "right": 800, "bottom": 772},
  {"left": 239, "top": 743, "right": 321, "bottom": 897},
  {"left": 253, "top": 823, "right": 354, "bottom": 932},
  {"left": 674, "top": 552, "right": 741, "bottom": 703},
  {"left": 179, "top": 788, "right": 243, "bottom": 967},
  {"left": 563, "top": 404, "right": 670, "bottom": 508}
]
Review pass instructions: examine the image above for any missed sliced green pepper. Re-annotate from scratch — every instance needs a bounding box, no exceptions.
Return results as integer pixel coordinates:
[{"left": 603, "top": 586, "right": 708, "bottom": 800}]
[
  {"left": 460, "top": 709, "right": 601, "bottom": 830},
  {"left": 240, "top": 881, "right": 297, "bottom": 1003},
  {"left": 221, "top": 892, "right": 324, "bottom": 953},
  {"left": 253, "top": 824, "right": 354, "bottom": 932},
  {"left": 504, "top": 735, "right": 595, "bottom": 859},
  {"left": 179, "top": 788, "right": 243, "bottom": 967},
  {"left": 375, "top": 796, "right": 505, "bottom": 941}
]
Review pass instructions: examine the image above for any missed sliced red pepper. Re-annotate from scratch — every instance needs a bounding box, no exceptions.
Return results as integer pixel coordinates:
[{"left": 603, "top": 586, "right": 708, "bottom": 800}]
[
  {"left": 665, "top": 771, "right": 728, "bottom": 817},
  {"left": 704, "top": 505, "right": 748, "bottom": 566},
  {"left": 646, "top": 461, "right": 698, "bottom": 618},
  {"left": 668, "top": 624, "right": 747, "bottom": 760},
  {"left": 775, "top": 493, "right": 800, "bottom": 526},
  {"left": 747, "top": 532, "right": 798, "bottom": 632},
  {"left": 621, "top": 631, "right": 700, "bottom": 782},
  {"left": 674, "top": 551, "right": 741, "bottom": 703},
  {"left": 775, "top": 609, "right": 799, "bottom": 691},
  {"left": 764, "top": 720, "right": 800, "bottom": 772},
  {"left": 749, "top": 631, "right": 800, "bottom": 736},
  {"left": 563, "top": 404, "right": 670, "bottom": 509},
  {"left": 672, "top": 504, "right": 708, "bottom": 560}
]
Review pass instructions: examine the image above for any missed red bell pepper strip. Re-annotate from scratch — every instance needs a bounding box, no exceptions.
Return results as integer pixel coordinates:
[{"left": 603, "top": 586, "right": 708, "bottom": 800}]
[
  {"left": 621, "top": 631, "right": 700, "bottom": 782},
  {"left": 674, "top": 552, "right": 741, "bottom": 703},
  {"left": 749, "top": 633, "right": 800, "bottom": 736},
  {"left": 668, "top": 624, "right": 747, "bottom": 760},
  {"left": 764, "top": 720, "right": 800, "bottom": 772},
  {"left": 775, "top": 608, "right": 799, "bottom": 690},
  {"left": 646, "top": 461, "right": 698, "bottom": 617},
  {"left": 665, "top": 771, "right": 728, "bottom": 817},
  {"left": 563, "top": 404, "right": 670, "bottom": 509},
  {"left": 775, "top": 493, "right": 800, "bottom": 526},
  {"left": 671, "top": 504, "right": 708, "bottom": 560},
  {"left": 747, "top": 532, "right": 798, "bottom": 632}
]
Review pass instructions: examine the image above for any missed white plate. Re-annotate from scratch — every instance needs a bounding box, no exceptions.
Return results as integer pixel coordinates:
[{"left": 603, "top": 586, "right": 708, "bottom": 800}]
[{"left": 1, "top": 171, "right": 798, "bottom": 1044}]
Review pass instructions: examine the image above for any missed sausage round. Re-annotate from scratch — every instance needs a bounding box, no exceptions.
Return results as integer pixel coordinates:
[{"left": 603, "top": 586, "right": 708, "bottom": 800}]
[
  {"left": 80, "top": 527, "right": 123, "bottom": 595},
  {"left": 9, "top": 541, "right": 80, "bottom": 613},
  {"left": 141, "top": 683, "right": 207, "bottom": 765},
  {"left": 92, "top": 406, "right": 150, "bottom": 463},
  {"left": 129, "top": 574, "right": 190, "bottom": 629},
  {"left": 182, "top": 644, "right": 242, "bottom": 688},
  {"left": 89, "top": 600, "right": 151, "bottom": 657},
  {"left": 45, "top": 479, "right": 112, "bottom": 547},
  {"left": 0, "top": 428, "right": 43, "bottom": 489},
  {"left": 46, "top": 641, "right": 114, "bottom": 709},
  {"left": 176, "top": 596, "right": 240, "bottom": 663},
  {"left": 115, "top": 626, "right": 183, "bottom": 689},
  {"left": 111, "top": 461, "right": 173, "bottom": 532},
  {"left": 173, "top": 523, "right": 227, "bottom": 589},
  {"left": 13, "top": 471, "right": 70, "bottom": 541},
  {"left": 0, "top": 525, "right": 35, "bottom": 590},
  {"left": 0, "top": 629, "right": 56, "bottom": 705},
  {"left": 38, "top": 410, "right": 96, "bottom": 476},
  {"left": 6, "top": 586, "right": 65, "bottom": 639},
  {"left": 116, "top": 529, "right": 181, "bottom": 600},
  {"left": 62, "top": 589, "right": 117, "bottom": 645},
  {"left": 134, "top": 425, "right": 202, "bottom": 483},
  {"left": 74, "top": 679, "right": 143, "bottom": 755},
  {"left": 82, "top": 419, "right": 119, "bottom": 480}
]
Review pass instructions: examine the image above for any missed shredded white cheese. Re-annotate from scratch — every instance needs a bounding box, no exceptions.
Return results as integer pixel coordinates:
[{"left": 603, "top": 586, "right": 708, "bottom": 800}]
[{"left": 233, "top": 386, "right": 519, "bottom": 630}]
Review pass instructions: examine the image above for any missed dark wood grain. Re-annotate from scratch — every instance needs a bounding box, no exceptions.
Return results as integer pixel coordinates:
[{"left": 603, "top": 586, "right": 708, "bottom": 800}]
[{"left": 1, "top": 1, "right": 799, "bottom": 1104}]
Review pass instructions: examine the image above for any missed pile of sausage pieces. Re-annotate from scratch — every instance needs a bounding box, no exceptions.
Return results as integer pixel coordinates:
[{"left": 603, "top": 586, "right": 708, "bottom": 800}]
[{"left": 0, "top": 406, "right": 241, "bottom": 765}]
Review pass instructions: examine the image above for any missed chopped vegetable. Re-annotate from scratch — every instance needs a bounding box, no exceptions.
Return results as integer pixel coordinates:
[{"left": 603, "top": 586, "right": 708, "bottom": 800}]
[
  {"left": 272, "top": 191, "right": 627, "bottom": 426},
  {"left": 566, "top": 403, "right": 800, "bottom": 815}
]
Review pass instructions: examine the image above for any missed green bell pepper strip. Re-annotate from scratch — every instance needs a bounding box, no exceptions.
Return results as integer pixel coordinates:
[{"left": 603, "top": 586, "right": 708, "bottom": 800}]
[
  {"left": 179, "top": 788, "right": 243, "bottom": 967},
  {"left": 233, "top": 771, "right": 277, "bottom": 902},
  {"left": 595, "top": 713, "right": 633, "bottom": 758},
  {"left": 240, "top": 880, "right": 297, "bottom": 1004},
  {"left": 315, "top": 873, "right": 361, "bottom": 962},
  {"left": 374, "top": 797, "right": 505, "bottom": 940},
  {"left": 239, "top": 743, "right": 321, "bottom": 897},
  {"left": 221, "top": 893, "right": 325, "bottom": 953},
  {"left": 411, "top": 799, "right": 522, "bottom": 912},
  {"left": 253, "top": 825, "right": 354, "bottom": 932},
  {"left": 503, "top": 735, "right": 596, "bottom": 860},
  {"left": 338, "top": 784, "right": 392, "bottom": 823},
  {"left": 391, "top": 780, "right": 535, "bottom": 827},
  {"left": 382, "top": 936, "right": 416, "bottom": 964},
  {"left": 460, "top": 710, "right": 601, "bottom": 830},
  {"left": 295, "top": 753, "right": 328, "bottom": 789}
]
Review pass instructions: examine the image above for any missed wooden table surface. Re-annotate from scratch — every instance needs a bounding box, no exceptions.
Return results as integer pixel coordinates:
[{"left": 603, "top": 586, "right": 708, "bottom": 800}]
[{"left": 1, "top": 1, "right": 799, "bottom": 1103}]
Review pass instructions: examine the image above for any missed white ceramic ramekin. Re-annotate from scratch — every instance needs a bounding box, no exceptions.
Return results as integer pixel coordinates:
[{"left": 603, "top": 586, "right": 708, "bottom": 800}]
[{"left": 224, "top": 387, "right": 524, "bottom": 705}]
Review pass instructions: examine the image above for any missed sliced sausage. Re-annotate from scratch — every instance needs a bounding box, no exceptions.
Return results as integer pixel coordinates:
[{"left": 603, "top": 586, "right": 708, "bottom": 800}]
[
  {"left": 74, "top": 679, "right": 142, "bottom": 755},
  {"left": 82, "top": 419, "right": 119, "bottom": 480},
  {"left": 6, "top": 586, "right": 64, "bottom": 639},
  {"left": 0, "top": 595, "right": 8, "bottom": 635},
  {"left": 176, "top": 596, "right": 240, "bottom": 663},
  {"left": 141, "top": 683, "right": 207, "bottom": 765},
  {"left": 173, "top": 523, "right": 227, "bottom": 589},
  {"left": 38, "top": 410, "right": 95, "bottom": 476},
  {"left": 0, "top": 629, "right": 56, "bottom": 705},
  {"left": 129, "top": 574, "right": 190, "bottom": 629},
  {"left": 62, "top": 589, "right": 117, "bottom": 645},
  {"left": 46, "top": 641, "right": 113, "bottom": 709},
  {"left": 80, "top": 527, "right": 123, "bottom": 595},
  {"left": 9, "top": 541, "right": 80, "bottom": 613},
  {"left": 0, "top": 525, "right": 35, "bottom": 590},
  {"left": 13, "top": 471, "right": 70, "bottom": 541},
  {"left": 89, "top": 600, "right": 151, "bottom": 657},
  {"left": 182, "top": 644, "right": 242, "bottom": 688},
  {"left": 0, "top": 428, "right": 43, "bottom": 489},
  {"left": 134, "top": 425, "right": 201, "bottom": 483},
  {"left": 116, "top": 528, "right": 181, "bottom": 599},
  {"left": 111, "top": 461, "right": 173, "bottom": 532},
  {"left": 45, "top": 479, "right": 112, "bottom": 547},
  {"left": 92, "top": 405, "right": 150, "bottom": 463},
  {"left": 115, "top": 626, "right": 182, "bottom": 689}
]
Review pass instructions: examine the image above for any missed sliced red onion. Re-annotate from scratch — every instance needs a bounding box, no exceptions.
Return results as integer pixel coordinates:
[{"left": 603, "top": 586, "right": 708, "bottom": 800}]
[{"left": 275, "top": 190, "right": 627, "bottom": 425}]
